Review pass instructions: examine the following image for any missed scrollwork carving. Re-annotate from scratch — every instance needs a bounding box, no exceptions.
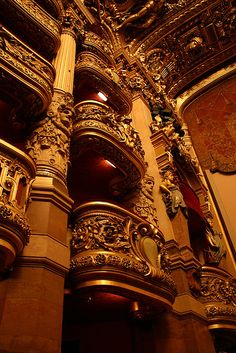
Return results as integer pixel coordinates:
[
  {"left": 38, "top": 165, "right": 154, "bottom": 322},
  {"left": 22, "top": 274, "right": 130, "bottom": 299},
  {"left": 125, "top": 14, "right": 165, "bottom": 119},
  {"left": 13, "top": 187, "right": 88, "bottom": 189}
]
[
  {"left": 205, "top": 305, "right": 236, "bottom": 318},
  {"left": 200, "top": 275, "right": 236, "bottom": 306},
  {"left": 71, "top": 216, "right": 131, "bottom": 254},
  {"left": 71, "top": 207, "right": 172, "bottom": 280}
]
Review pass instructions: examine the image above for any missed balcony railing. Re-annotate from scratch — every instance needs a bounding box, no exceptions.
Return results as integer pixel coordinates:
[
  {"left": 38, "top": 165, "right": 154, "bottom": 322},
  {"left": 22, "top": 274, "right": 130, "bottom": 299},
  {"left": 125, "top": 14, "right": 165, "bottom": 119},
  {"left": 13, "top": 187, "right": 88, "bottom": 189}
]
[
  {"left": 70, "top": 201, "right": 176, "bottom": 308},
  {"left": 72, "top": 101, "right": 146, "bottom": 196},
  {"left": 200, "top": 266, "right": 236, "bottom": 329},
  {"left": 1, "top": 0, "right": 61, "bottom": 58},
  {"left": 75, "top": 52, "right": 132, "bottom": 115},
  {"left": 0, "top": 139, "right": 36, "bottom": 270},
  {"left": 0, "top": 25, "right": 55, "bottom": 118}
]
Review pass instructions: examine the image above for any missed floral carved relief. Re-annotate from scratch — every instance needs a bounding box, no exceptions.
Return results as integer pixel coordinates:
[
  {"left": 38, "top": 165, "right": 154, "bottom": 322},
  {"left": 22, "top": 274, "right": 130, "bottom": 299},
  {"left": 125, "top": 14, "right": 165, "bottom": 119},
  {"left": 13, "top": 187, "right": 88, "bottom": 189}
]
[{"left": 71, "top": 206, "right": 173, "bottom": 285}]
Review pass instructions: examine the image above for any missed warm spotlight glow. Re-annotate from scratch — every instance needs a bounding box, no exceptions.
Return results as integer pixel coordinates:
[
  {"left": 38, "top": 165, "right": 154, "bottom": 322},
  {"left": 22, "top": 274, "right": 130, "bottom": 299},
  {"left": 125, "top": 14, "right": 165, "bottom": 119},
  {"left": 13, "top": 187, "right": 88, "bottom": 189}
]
[
  {"left": 98, "top": 92, "right": 108, "bottom": 101},
  {"left": 105, "top": 159, "right": 116, "bottom": 168}
]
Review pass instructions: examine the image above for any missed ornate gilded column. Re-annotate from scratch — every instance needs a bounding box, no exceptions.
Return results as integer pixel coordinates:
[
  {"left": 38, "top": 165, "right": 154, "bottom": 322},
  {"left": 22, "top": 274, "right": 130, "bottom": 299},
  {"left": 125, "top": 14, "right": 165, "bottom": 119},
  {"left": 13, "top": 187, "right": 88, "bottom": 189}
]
[
  {"left": 0, "top": 9, "right": 79, "bottom": 353},
  {"left": 26, "top": 9, "right": 80, "bottom": 182}
]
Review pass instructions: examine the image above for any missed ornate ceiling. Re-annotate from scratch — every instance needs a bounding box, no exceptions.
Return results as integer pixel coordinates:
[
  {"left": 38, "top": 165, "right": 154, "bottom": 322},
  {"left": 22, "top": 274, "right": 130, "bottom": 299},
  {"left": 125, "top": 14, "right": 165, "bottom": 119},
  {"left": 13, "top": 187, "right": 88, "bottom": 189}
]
[{"left": 84, "top": 0, "right": 236, "bottom": 98}]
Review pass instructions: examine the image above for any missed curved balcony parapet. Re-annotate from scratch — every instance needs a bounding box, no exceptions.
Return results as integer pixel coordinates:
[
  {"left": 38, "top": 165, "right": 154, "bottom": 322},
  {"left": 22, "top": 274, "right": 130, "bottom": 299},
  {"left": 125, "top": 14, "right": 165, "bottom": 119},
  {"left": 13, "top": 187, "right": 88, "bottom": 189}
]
[
  {"left": 200, "top": 266, "right": 236, "bottom": 329},
  {"left": 70, "top": 201, "right": 176, "bottom": 308},
  {"left": 83, "top": 31, "right": 114, "bottom": 62},
  {"left": 0, "top": 26, "right": 55, "bottom": 117},
  {"left": 0, "top": 139, "right": 36, "bottom": 270},
  {"left": 1, "top": 0, "right": 61, "bottom": 58},
  {"left": 72, "top": 101, "right": 146, "bottom": 196},
  {"left": 75, "top": 52, "right": 132, "bottom": 115},
  {"left": 74, "top": 101, "right": 145, "bottom": 160}
]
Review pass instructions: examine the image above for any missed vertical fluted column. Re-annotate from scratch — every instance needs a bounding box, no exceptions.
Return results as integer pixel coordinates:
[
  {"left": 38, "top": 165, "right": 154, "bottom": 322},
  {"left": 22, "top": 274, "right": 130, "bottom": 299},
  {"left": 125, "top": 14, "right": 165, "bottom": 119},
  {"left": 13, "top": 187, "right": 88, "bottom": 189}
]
[{"left": 53, "top": 13, "right": 77, "bottom": 94}]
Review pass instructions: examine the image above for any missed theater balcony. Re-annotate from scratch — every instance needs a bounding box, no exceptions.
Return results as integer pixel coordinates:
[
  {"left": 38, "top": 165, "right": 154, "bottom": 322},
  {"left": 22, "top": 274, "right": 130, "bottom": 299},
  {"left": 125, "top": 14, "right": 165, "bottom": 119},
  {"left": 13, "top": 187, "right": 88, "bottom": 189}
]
[
  {"left": 1, "top": 0, "right": 61, "bottom": 59},
  {"left": 0, "top": 139, "right": 36, "bottom": 271},
  {"left": 70, "top": 100, "right": 146, "bottom": 199},
  {"left": 200, "top": 265, "right": 236, "bottom": 330},
  {"left": 0, "top": 25, "right": 55, "bottom": 122},
  {"left": 74, "top": 50, "right": 132, "bottom": 115},
  {"left": 70, "top": 201, "right": 176, "bottom": 310}
]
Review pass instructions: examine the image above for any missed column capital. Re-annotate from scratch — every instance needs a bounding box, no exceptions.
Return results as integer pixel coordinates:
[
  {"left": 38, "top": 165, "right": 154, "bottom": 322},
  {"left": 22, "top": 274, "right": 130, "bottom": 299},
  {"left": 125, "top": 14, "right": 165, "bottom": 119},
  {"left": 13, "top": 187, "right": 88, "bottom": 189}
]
[{"left": 61, "top": 9, "right": 84, "bottom": 39}]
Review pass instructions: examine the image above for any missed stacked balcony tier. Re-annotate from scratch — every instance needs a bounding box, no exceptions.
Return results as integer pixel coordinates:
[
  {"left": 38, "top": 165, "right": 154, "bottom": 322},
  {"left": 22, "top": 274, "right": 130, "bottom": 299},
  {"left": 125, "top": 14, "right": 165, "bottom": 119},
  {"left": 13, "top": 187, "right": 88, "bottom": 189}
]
[{"left": 0, "top": 139, "right": 36, "bottom": 270}]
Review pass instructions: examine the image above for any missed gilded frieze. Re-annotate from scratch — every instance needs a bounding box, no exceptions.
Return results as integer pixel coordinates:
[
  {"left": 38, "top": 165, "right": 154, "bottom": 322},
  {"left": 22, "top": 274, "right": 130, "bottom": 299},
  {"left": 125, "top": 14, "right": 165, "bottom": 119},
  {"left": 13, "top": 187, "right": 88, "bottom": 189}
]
[{"left": 200, "top": 266, "right": 236, "bottom": 326}]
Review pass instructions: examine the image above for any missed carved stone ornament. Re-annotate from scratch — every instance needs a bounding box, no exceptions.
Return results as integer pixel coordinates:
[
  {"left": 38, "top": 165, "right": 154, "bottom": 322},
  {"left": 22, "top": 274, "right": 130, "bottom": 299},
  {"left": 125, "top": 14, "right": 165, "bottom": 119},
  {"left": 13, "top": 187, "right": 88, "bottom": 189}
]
[
  {"left": 85, "top": 0, "right": 165, "bottom": 33},
  {"left": 128, "top": 174, "right": 159, "bottom": 227},
  {"left": 160, "top": 167, "right": 188, "bottom": 218},
  {"left": 205, "top": 305, "right": 236, "bottom": 319},
  {"left": 74, "top": 102, "right": 145, "bottom": 159},
  {"left": 71, "top": 204, "right": 174, "bottom": 285},
  {"left": 61, "top": 8, "right": 83, "bottom": 38},
  {"left": 71, "top": 216, "right": 173, "bottom": 285},
  {"left": 200, "top": 267, "right": 236, "bottom": 325},
  {"left": 26, "top": 90, "right": 74, "bottom": 180},
  {"left": 84, "top": 31, "right": 113, "bottom": 56},
  {"left": 203, "top": 219, "right": 226, "bottom": 266},
  {"left": 200, "top": 275, "right": 236, "bottom": 306}
]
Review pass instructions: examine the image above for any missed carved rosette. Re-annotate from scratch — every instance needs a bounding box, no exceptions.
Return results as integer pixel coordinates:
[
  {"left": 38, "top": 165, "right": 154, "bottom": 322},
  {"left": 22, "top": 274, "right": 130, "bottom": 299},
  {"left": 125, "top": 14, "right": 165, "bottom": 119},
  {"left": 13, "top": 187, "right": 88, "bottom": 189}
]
[
  {"left": 26, "top": 90, "right": 74, "bottom": 181},
  {"left": 70, "top": 201, "right": 176, "bottom": 307},
  {"left": 200, "top": 266, "right": 236, "bottom": 328},
  {"left": 0, "top": 139, "right": 36, "bottom": 270}
]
